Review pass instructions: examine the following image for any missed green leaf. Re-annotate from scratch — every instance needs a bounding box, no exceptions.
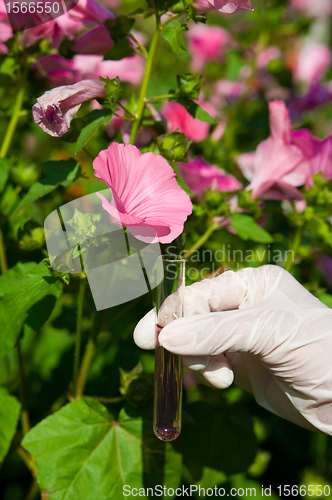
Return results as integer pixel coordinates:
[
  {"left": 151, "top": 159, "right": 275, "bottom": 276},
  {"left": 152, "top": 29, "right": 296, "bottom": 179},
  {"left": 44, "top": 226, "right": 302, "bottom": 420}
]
[
  {"left": 13, "top": 159, "right": 81, "bottom": 216},
  {"left": 22, "top": 398, "right": 182, "bottom": 499},
  {"left": 163, "top": 23, "right": 187, "bottom": 55},
  {"left": 0, "top": 387, "right": 21, "bottom": 463},
  {"left": 75, "top": 110, "right": 114, "bottom": 154},
  {"left": 104, "top": 16, "right": 135, "bottom": 42},
  {"left": 104, "top": 38, "right": 134, "bottom": 60},
  {"left": 194, "top": 106, "right": 218, "bottom": 124},
  {"left": 0, "top": 158, "right": 10, "bottom": 192},
  {"left": 176, "top": 96, "right": 217, "bottom": 124},
  {"left": 0, "top": 261, "right": 62, "bottom": 358},
  {"left": 176, "top": 176, "right": 192, "bottom": 196},
  {"left": 0, "top": 57, "right": 20, "bottom": 77},
  {"left": 231, "top": 214, "right": 273, "bottom": 243}
]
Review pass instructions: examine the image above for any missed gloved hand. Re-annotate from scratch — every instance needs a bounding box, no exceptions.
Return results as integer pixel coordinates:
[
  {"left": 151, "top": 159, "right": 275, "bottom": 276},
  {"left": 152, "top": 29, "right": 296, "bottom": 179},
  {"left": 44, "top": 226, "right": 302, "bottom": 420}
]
[{"left": 134, "top": 265, "right": 332, "bottom": 435}]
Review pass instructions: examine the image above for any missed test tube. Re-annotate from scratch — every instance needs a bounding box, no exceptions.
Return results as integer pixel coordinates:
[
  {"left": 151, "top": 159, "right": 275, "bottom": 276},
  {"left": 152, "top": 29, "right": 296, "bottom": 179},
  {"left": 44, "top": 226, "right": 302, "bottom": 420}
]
[{"left": 153, "top": 256, "right": 185, "bottom": 441}]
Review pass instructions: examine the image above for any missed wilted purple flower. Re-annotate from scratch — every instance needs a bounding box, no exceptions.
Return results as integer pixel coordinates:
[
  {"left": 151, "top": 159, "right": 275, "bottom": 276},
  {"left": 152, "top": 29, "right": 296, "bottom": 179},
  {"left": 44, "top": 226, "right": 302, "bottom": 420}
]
[{"left": 32, "top": 79, "right": 105, "bottom": 137}]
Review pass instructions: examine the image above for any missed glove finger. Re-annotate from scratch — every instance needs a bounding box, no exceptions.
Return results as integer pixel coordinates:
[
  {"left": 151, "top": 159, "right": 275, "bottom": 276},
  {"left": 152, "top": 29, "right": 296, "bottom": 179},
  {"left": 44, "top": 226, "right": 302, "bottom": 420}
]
[
  {"left": 158, "top": 306, "right": 280, "bottom": 356},
  {"left": 133, "top": 308, "right": 156, "bottom": 349},
  {"left": 200, "top": 354, "right": 234, "bottom": 389},
  {"left": 158, "top": 265, "right": 284, "bottom": 328}
]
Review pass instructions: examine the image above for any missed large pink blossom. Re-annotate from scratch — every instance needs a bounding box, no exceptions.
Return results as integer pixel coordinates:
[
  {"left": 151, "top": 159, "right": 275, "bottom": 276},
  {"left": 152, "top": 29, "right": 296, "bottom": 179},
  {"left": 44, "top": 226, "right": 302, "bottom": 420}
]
[
  {"left": 162, "top": 102, "right": 210, "bottom": 142},
  {"left": 237, "top": 101, "right": 311, "bottom": 199},
  {"left": 93, "top": 143, "right": 192, "bottom": 243},
  {"left": 179, "top": 157, "right": 242, "bottom": 199},
  {"left": 186, "top": 23, "right": 231, "bottom": 72},
  {"left": 237, "top": 101, "right": 332, "bottom": 199},
  {"left": 33, "top": 79, "right": 105, "bottom": 137},
  {"left": 194, "top": 0, "right": 253, "bottom": 14}
]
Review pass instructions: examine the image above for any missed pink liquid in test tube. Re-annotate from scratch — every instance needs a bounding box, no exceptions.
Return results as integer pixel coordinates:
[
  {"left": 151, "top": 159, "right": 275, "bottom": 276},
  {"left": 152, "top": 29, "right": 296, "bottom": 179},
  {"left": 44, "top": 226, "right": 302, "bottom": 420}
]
[
  {"left": 153, "top": 256, "right": 184, "bottom": 442},
  {"left": 153, "top": 325, "right": 182, "bottom": 441}
]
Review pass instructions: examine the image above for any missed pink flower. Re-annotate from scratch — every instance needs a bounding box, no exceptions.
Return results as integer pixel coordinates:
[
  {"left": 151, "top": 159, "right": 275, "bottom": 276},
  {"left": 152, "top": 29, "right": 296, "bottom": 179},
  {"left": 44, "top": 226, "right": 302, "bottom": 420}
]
[
  {"left": 179, "top": 157, "right": 242, "bottom": 199},
  {"left": 294, "top": 43, "right": 331, "bottom": 88},
  {"left": 291, "top": 0, "right": 332, "bottom": 18},
  {"left": 186, "top": 23, "right": 230, "bottom": 72},
  {"left": 194, "top": 0, "right": 253, "bottom": 14},
  {"left": 20, "top": 20, "right": 63, "bottom": 49},
  {"left": 93, "top": 143, "right": 193, "bottom": 243},
  {"left": 237, "top": 101, "right": 311, "bottom": 199},
  {"left": 35, "top": 53, "right": 145, "bottom": 87},
  {"left": 72, "top": 25, "right": 114, "bottom": 54},
  {"left": 162, "top": 102, "right": 210, "bottom": 142},
  {"left": 256, "top": 46, "right": 281, "bottom": 70},
  {"left": 0, "top": 21, "right": 12, "bottom": 54},
  {"left": 291, "top": 130, "right": 332, "bottom": 179},
  {"left": 291, "top": 83, "right": 332, "bottom": 117},
  {"left": 56, "top": 0, "right": 115, "bottom": 37},
  {"left": 33, "top": 79, "right": 105, "bottom": 137},
  {"left": 33, "top": 55, "right": 79, "bottom": 87}
]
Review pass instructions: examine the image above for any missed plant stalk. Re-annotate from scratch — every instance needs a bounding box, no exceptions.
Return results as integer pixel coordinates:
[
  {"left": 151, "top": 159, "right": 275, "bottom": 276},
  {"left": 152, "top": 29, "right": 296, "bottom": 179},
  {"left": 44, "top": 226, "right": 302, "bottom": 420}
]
[
  {"left": 73, "top": 278, "right": 87, "bottom": 396},
  {"left": 17, "top": 343, "right": 30, "bottom": 436},
  {"left": 129, "top": 20, "right": 161, "bottom": 145},
  {"left": 184, "top": 223, "right": 220, "bottom": 259},
  {"left": 0, "top": 66, "right": 28, "bottom": 159},
  {"left": 0, "top": 227, "right": 8, "bottom": 274},
  {"left": 284, "top": 224, "right": 303, "bottom": 273}
]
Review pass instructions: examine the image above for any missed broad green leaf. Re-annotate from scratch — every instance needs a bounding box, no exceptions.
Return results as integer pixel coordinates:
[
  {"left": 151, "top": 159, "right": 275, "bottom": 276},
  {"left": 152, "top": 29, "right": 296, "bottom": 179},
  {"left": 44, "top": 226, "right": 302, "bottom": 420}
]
[
  {"left": 0, "top": 387, "right": 21, "bottom": 463},
  {"left": 182, "top": 402, "right": 257, "bottom": 478},
  {"left": 22, "top": 398, "right": 182, "bottom": 499},
  {"left": 75, "top": 110, "right": 114, "bottom": 154},
  {"left": 0, "top": 261, "right": 62, "bottom": 358},
  {"left": 163, "top": 24, "right": 187, "bottom": 55},
  {"left": 104, "top": 38, "right": 133, "bottom": 60},
  {"left": 0, "top": 158, "right": 10, "bottom": 192},
  {"left": 231, "top": 214, "right": 273, "bottom": 243},
  {"left": 317, "top": 220, "right": 332, "bottom": 247},
  {"left": 13, "top": 159, "right": 81, "bottom": 216}
]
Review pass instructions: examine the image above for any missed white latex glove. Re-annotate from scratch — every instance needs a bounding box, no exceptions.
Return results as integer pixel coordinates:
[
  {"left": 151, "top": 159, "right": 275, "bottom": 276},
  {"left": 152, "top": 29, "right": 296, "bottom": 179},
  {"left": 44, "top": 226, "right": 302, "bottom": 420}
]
[{"left": 134, "top": 265, "right": 332, "bottom": 435}]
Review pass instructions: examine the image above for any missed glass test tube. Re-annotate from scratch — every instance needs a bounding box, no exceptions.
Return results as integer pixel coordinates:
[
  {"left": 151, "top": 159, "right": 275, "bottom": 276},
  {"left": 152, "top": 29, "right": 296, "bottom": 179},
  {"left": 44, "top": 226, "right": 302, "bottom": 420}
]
[{"left": 153, "top": 256, "right": 185, "bottom": 441}]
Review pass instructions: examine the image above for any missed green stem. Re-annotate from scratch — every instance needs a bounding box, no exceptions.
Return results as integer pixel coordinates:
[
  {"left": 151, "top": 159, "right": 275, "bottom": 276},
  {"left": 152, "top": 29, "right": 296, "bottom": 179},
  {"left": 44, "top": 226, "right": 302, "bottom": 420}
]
[
  {"left": 129, "top": 20, "right": 161, "bottom": 145},
  {"left": 145, "top": 93, "right": 177, "bottom": 102},
  {"left": 17, "top": 343, "right": 30, "bottom": 436},
  {"left": 15, "top": 444, "right": 37, "bottom": 478},
  {"left": 0, "top": 227, "right": 8, "bottom": 274},
  {"left": 75, "top": 312, "right": 101, "bottom": 397},
  {"left": 89, "top": 395, "right": 125, "bottom": 404},
  {"left": 0, "top": 66, "right": 28, "bottom": 159},
  {"left": 161, "top": 12, "right": 185, "bottom": 27},
  {"left": 73, "top": 278, "right": 87, "bottom": 397},
  {"left": 184, "top": 222, "right": 219, "bottom": 259},
  {"left": 284, "top": 224, "right": 303, "bottom": 273}
]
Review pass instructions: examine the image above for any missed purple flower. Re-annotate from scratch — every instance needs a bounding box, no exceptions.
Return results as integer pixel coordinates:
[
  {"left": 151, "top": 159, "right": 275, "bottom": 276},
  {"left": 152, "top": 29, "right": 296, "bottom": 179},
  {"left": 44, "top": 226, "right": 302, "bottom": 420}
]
[{"left": 32, "top": 79, "right": 105, "bottom": 137}]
